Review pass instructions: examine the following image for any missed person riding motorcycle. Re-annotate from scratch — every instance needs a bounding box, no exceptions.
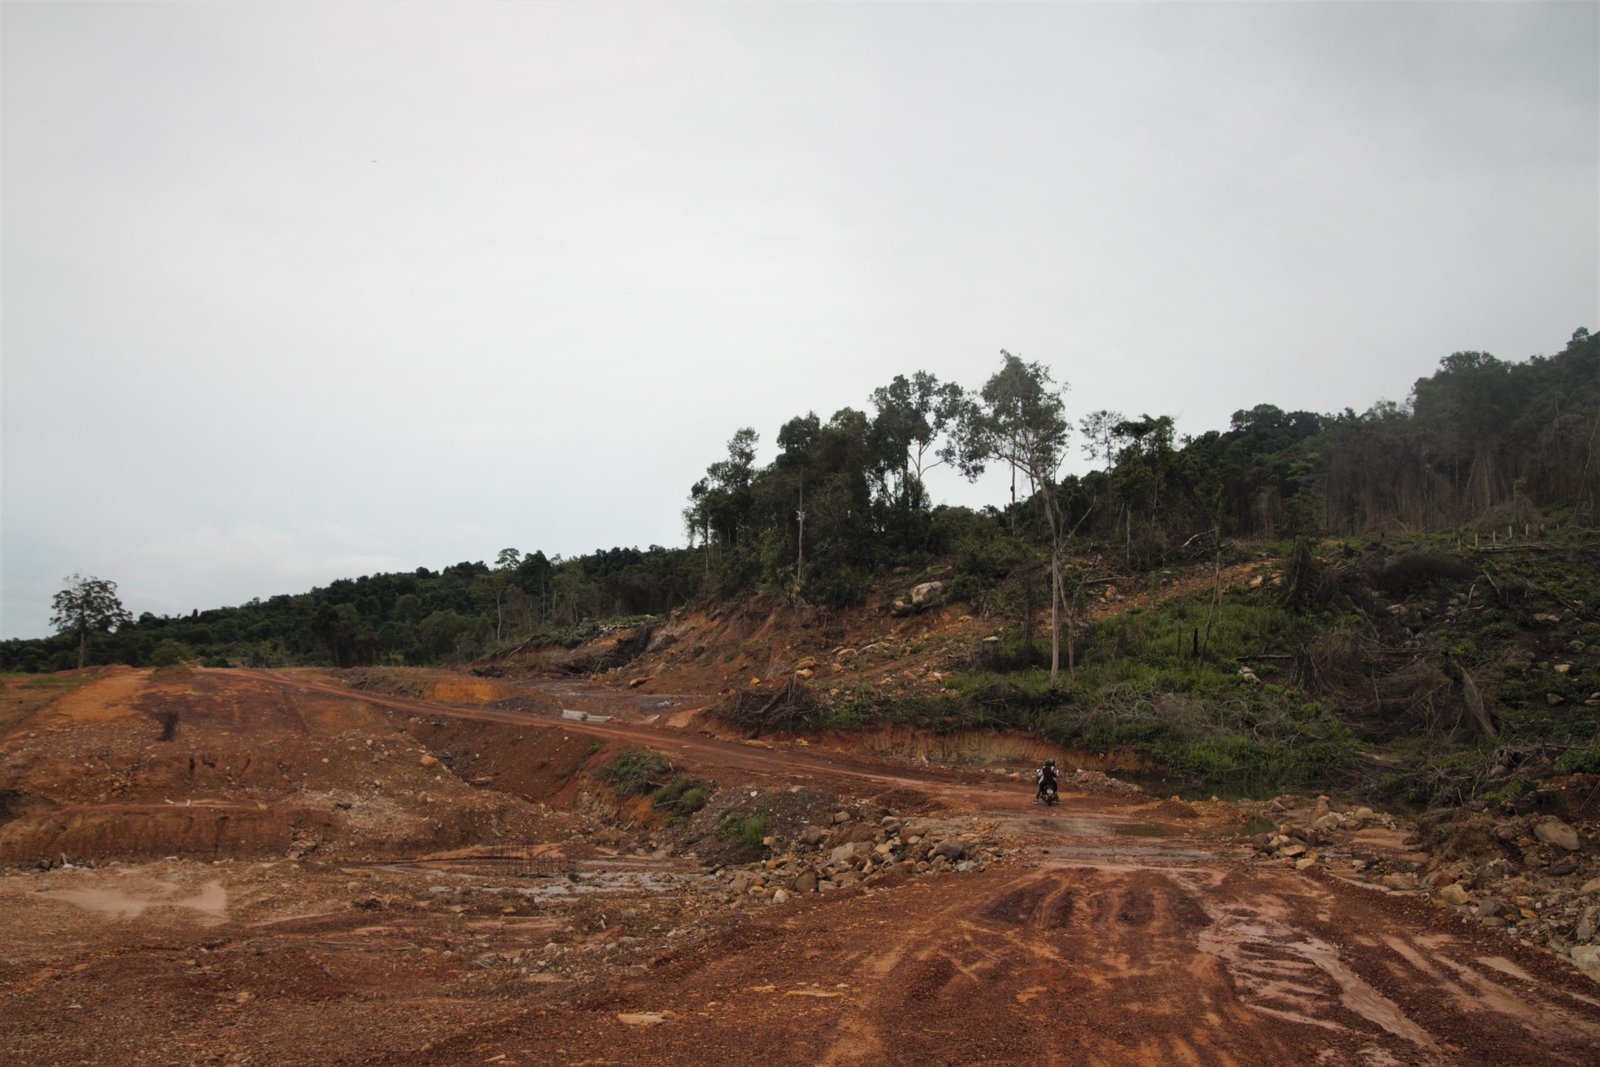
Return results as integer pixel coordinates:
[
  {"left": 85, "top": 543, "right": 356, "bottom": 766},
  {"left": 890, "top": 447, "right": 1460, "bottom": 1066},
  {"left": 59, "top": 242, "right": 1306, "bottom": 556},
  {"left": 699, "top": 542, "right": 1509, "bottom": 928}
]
[{"left": 1035, "top": 758, "right": 1059, "bottom": 802}]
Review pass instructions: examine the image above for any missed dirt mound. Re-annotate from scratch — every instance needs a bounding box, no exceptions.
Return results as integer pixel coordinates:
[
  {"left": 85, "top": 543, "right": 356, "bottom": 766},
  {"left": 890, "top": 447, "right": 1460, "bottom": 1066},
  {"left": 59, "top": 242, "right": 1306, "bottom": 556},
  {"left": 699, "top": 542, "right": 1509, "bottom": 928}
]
[{"left": 0, "top": 669, "right": 573, "bottom": 864}]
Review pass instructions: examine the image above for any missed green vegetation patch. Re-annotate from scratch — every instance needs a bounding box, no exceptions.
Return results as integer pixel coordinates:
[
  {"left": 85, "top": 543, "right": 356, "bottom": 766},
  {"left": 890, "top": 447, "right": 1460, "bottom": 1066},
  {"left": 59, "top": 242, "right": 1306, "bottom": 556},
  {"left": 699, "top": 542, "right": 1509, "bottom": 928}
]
[
  {"left": 598, "top": 749, "right": 673, "bottom": 798},
  {"left": 651, "top": 773, "right": 713, "bottom": 814}
]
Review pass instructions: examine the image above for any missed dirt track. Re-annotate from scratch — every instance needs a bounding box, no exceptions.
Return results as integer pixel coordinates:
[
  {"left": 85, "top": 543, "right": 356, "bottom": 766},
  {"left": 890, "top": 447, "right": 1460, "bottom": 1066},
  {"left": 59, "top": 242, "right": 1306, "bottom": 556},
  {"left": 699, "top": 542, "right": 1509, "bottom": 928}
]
[{"left": 4, "top": 668, "right": 1600, "bottom": 1066}]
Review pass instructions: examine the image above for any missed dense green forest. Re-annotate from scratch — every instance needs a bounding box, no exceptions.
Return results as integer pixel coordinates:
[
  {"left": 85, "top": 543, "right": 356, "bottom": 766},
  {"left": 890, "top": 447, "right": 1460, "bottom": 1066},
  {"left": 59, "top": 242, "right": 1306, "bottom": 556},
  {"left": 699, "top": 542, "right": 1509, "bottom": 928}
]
[{"left": 4, "top": 327, "right": 1596, "bottom": 675}]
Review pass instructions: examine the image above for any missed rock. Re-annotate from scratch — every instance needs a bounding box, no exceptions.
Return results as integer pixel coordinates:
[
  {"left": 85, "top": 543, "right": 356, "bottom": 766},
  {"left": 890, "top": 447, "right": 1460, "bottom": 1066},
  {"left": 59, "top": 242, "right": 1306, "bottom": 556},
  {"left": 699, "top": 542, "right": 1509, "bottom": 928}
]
[
  {"left": 1572, "top": 945, "right": 1600, "bottom": 983},
  {"left": 1473, "top": 860, "right": 1513, "bottom": 889},
  {"left": 1554, "top": 663, "right": 1573, "bottom": 674},
  {"left": 1278, "top": 843, "right": 1308, "bottom": 859},
  {"left": 771, "top": 889, "right": 791, "bottom": 905},
  {"left": 792, "top": 869, "right": 819, "bottom": 894},
  {"left": 1575, "top": 918, "right": 1595, "bottom": 943},
  {"left": 419, "top": 754, "right": 439, "bottom": 768},
  {"left": 1437, "top": 883, "right": 1472, "bottom": 907},
  {"left": 1551, "top": 856, "right": 1580, "bottom": 877},
  {"left": 1294, "top": 856, "right": 1317, "bottom": 871},
  {"left": 1532, "top": 613, "right": 1563, "bottom": 626},
  {"left": 1581, "top": 878, "right": 1600, "bottom": 895},
  {"left": 1382, "top": 872, "right": 1418, "bottom": 891},
  {"left": 1534, "top": 818, "right": 1581, "bottom": 852},
  {"left": 1547, "top": 693, "right": 1567, "bottom": 706},
  {"left": 934, "top": 841, "right": 970, "bottom": 862},
  {"left": 828, "top": 842, "right": 867, "bottom": 866},
  {"left": 910, "top": 581, "right": 944, "bottom": 607},
  {"left": 628, "top": 677, "right": 649, "bottom": 688},
  {"left": 798, "top": 825, "right": 827, "bottom": 848}
]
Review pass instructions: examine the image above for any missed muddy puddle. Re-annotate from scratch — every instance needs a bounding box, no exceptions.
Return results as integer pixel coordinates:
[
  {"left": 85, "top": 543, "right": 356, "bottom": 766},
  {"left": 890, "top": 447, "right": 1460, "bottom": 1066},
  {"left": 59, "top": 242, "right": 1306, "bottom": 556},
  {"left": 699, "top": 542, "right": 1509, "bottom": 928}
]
[
  {"left": 43, "top": 877, "right": 228, "bottom": 923},
  {"left": 364, "top": 853, "right": 715, "bottom": 902}
]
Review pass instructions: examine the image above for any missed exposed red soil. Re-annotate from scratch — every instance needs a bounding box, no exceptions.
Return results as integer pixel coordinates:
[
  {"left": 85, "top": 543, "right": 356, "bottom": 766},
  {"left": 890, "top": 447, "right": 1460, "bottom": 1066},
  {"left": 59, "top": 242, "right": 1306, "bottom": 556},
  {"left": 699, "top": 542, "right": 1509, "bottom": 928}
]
[{"left": 3, "top": 666, "right": 1599, "bottom": 1066}]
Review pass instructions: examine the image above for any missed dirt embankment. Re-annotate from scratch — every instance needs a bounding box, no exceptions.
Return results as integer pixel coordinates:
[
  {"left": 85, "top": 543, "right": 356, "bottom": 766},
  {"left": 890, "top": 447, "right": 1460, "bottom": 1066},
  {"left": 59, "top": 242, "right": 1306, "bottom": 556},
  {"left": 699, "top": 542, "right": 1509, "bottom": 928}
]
[{"left": 485, "top": 560, "right": 1274, "bottom": 705}]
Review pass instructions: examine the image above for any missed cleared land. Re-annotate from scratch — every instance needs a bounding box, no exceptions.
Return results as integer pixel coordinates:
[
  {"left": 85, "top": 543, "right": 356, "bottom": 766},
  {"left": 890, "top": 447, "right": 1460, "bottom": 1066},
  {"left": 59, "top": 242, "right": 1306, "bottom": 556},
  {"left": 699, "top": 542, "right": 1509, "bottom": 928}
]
[{"left": 2, "top": 667, "right": 1599, "bottom": 1066}]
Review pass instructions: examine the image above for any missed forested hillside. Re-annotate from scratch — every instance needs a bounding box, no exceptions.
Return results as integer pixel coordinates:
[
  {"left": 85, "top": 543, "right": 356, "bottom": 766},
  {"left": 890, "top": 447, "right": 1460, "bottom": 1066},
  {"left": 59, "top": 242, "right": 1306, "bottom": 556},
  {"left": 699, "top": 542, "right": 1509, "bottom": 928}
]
[{"left": 4, "top": 327, "right": 1595, "bottom": 676}]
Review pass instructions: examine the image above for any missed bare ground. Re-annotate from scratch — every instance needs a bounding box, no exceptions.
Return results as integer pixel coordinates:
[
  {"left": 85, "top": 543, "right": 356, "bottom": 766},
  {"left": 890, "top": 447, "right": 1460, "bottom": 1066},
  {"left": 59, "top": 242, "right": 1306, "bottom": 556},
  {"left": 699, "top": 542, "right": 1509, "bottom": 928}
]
[{"left": 3, "top": 667, "right": 1599, "bottom": 1066}]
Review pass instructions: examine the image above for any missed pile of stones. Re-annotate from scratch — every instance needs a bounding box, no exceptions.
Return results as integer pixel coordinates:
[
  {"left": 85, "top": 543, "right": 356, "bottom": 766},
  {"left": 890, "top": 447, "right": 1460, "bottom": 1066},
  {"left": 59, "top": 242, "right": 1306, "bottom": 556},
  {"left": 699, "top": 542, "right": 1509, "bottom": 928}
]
[
  {"left": 1247, "top": 793, "right": 1600, "bottom": 983},
  {"left": 713, "top": 806, "right": 1002, "bottom": 906}
]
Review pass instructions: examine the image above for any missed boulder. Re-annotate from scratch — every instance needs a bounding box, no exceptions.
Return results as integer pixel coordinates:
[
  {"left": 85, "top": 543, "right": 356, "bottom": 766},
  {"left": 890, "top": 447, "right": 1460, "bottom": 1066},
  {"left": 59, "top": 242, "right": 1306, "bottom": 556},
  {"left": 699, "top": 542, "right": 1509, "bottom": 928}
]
[
  {"left": 792, "top": 869, "right": 819, "bottom": 894},
  {"left": 1534, "top": 818, "right": 1581, "bottom": 852},
  {"left": 910, "top": 581, "right": 944, "bottom": 607},
  {"left": 1437, "top": 883, "right": 1472, "bottom": 907}
]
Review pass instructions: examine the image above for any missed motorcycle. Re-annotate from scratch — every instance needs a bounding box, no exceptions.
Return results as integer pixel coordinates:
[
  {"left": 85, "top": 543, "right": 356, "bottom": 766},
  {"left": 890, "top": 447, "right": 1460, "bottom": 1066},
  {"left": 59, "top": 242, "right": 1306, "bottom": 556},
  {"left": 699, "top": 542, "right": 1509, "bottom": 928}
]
[{"left": 1037, "top": 779, "right": 1059, "bottom": 806}]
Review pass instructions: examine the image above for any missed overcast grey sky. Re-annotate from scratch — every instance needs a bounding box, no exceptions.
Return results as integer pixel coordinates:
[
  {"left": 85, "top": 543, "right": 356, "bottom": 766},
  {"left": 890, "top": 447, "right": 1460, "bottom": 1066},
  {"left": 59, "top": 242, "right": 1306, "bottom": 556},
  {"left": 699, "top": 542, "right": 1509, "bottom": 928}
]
[{"left": 3, "top": 2, "right": 1596, "bottom": 639}]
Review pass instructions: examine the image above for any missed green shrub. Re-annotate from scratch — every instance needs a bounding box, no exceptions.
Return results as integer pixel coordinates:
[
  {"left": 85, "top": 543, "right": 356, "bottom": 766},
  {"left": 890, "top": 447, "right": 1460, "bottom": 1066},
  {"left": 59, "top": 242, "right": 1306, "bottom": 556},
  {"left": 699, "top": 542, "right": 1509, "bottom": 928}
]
[
  {"left": 150, "top": 639, "right": 195, "bottom": 667},
  {"left": 651, "top": 773, "right": 713, "bottom": 814},
  {"left": 599, "top": 749, "right": 672, "bottom": 798},
  {"left": 716, "top": 808, "right": 768, "bottom": 859}
]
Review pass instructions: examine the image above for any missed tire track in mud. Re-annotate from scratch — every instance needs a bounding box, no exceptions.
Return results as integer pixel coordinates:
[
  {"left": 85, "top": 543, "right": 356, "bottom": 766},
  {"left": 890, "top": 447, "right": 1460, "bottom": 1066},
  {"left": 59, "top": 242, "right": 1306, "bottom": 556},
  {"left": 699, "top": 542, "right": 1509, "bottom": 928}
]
[{"left": 812, "top": 868, "right": 1306, "bottom": 1067}]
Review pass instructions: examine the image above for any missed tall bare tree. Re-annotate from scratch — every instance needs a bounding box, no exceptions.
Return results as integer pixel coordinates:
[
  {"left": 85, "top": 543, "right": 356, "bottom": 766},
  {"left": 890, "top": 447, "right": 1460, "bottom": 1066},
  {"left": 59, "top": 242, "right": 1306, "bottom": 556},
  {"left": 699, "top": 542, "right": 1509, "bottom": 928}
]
[{"left": 957, "top": 352, "right": 1074, "bottom": 684}]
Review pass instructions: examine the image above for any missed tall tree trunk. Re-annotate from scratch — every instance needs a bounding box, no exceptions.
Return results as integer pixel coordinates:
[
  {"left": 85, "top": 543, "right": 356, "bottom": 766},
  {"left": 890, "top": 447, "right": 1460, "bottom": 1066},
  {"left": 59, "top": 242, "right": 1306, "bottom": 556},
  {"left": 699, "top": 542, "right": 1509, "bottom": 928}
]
[
  {"left": 1045, "top": 492, "right": 1064, "bottom": 685},
  {"left": 77, "top": 627, "right": 87, "bottom": 670},
  {"left": 1049, "top": 545, "right": 1061, "bottom": 684}
]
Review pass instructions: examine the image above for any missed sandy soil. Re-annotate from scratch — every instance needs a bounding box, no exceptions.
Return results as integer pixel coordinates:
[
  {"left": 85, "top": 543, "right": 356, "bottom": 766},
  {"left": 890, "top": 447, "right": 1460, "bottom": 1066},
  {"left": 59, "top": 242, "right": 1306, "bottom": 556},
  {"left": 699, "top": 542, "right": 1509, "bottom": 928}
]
[{"left": 2, "top": 667, "right": 1599, "bottom": 1066}]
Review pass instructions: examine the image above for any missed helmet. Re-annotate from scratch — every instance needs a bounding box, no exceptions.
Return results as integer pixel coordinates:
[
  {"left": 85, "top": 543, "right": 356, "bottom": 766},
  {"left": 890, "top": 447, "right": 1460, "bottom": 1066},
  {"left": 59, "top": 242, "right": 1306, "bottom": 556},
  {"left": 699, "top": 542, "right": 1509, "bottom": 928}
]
[{"left": 1044, "top": 759, "right": 1055, "bottom": 767}]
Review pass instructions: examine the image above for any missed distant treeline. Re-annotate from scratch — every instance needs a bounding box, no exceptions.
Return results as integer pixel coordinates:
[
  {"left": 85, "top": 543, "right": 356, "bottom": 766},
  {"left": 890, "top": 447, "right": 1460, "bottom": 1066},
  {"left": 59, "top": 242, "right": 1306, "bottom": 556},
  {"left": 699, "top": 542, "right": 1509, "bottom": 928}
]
[
  {"left": 683, "top": 327, "right": 1598, "bottom": 601},
  {"left": 3, "top": 328, "right": 1594, "bottom": 673},
  {"left": 1, "top": 547, "right": 702, "bottom": 672}
]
